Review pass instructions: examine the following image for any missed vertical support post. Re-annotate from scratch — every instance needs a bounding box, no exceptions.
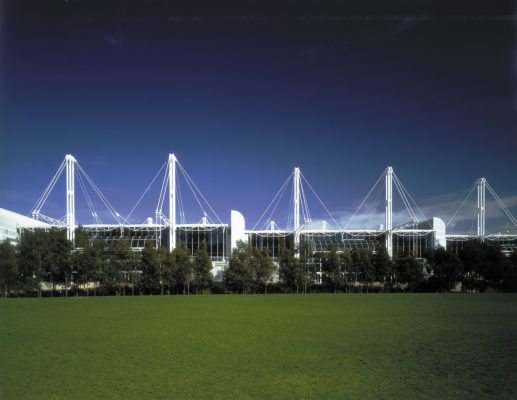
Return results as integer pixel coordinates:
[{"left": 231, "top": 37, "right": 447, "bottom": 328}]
[
  {"left": 293, "top": 167, "right": 301, "bottom": 252},
  {"left": 169, "top": 154, "right": 177, "bottom": 252},
  {"left": 385, "top": 166, "right": 393, "bottom": 258},
  {"left": 65, "top": 154, "right": 76, "bottom": 244},
  {"left": 477, "top": 178, "right": 486, "bottom": 239}
]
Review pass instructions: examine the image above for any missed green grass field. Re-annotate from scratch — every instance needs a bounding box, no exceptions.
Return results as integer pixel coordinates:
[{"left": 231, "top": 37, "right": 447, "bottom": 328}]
[{"left": 1, "top": 294, "right": 516, "bottom": 399}]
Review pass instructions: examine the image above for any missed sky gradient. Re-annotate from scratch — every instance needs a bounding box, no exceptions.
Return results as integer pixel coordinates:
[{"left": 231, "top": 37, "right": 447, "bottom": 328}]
[{"left": 1, "top": 1, "right": 516, "bottom": 234}]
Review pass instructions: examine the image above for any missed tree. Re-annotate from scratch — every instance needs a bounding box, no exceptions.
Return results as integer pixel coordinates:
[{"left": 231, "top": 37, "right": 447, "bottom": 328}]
[
  {"left": 322, "top": 244, "right": 343, "bottom": 292},
  {"left": 173, "top": 246, "right": 193, "bottom": 294},
  {"left": 102, "top": 239, "right": 132, "bottom": 295},
  {"left": 502, "top": 251, "right": 517, "bottom": 292},
  {"left": 298, "top": 241, "right": 314, "bottom": 293},
  {"left": 18, "top": 229, "right": 47, "bottom": 297},
  {"left": 357, "top": 249, "right": 374, "bottom": 285},
  {"left": 192, "top": 241, "right": 213, "bottom": 294},
  {"left": 0, "top": 240, "right": 18, "bottom": 297},
  {"left": 278, "top": 243, "right": 297, "bottom": 292},
  {"left": 48, "top": 229, "right": 73, "bottom": 297},
  {"left": 252, "top": 248, "right": 276, "bottom": 294},
  {"left": 458, "top": 239, "right": 486, "bottom": 289},
  {"left": 277, "top": 243, "right": 311, "bottom": 293},
  {"left": 74, "top": 226, "right": 89, "bottom": 248},
  {"left": 482, "top": 245, "right": 508, "bottom": 290},
  {"left": 72, "top": 243, "right": 97, "bottom": 296},
  {"left": 350, "top": 249, "right": 373, "bottom": 291},
  {"left": 223, "top": 241, "right": 253, "bottom": 294},
  {"left": 140, "top": 242, "right": 161, "bottom": 294},
  {"left": 373, "top": 245, "right": 392, "bottom": 284},
  {"left": 394, "top": 256, "right": 424, "bottom": 292},
  {"left": 90, "top": 239, "right": 108, "bottom": 296},
  {"left": 432, "top": 248, "right": 464, "bottom": 291},
  {"left": 160, "top": 247, "right": 177, "bottom": 294}
]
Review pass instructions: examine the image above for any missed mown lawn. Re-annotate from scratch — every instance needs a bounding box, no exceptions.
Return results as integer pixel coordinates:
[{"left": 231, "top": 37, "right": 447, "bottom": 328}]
[{"left": 0, "top": 294, "right": 516, "bottom": 399}]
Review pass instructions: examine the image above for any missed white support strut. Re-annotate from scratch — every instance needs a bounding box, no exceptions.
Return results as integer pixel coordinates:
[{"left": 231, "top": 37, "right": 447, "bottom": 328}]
[
  {"left": 385, "top": 166, "right": 393, "bottom": 257},
  {"left": 65, "top": 154, "right": 76, "bottom": 243},
  {"left": 293, "top": 167, "right": 301, "bottom": 252},
  {"left": 477, "top": 177, "right": 486, "bottom": 239},
  {"left": 169, "top": 154, "right": 177, "bottom": 252}
]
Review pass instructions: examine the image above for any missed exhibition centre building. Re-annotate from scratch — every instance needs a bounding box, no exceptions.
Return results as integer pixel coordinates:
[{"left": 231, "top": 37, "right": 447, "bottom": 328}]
[{"left": 1, "top": 154, "right": 516, "bottom": 276}]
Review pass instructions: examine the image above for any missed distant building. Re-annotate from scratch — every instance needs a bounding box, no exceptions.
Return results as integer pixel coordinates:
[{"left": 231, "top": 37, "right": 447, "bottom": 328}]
[{"left": 0, "top": 208, "right": 49, "bottom": 244}]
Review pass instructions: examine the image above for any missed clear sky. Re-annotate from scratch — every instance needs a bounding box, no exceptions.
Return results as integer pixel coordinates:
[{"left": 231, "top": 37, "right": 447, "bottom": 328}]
[{"left": 1, "top": 1, "right": 516, "bottom": 234}]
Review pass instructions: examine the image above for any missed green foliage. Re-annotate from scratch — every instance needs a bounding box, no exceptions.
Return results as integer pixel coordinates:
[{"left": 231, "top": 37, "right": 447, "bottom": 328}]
[
  {"left": 173, "top": 246, "right": 193, "bottom": 294},
  {"left": 0, "top": 240, "right": 18, "bottom": 297},
  {"left": 394, "top": 256, "right": 424, "bottom": 292},
  {"left": 103, "top": 239, "right": 132, "bottom": 295},
  {"left": 157, "top": 246, "right": 174, "bottom": 295},
  {"left": 278, "top": 243, "right": 296, "bottom": 291},
  {"left": 17, "top": 228, "right": 72, "bottom": 296},
  {"left": 373, "top": 245, "right": 392, "bottom": 282},
  {"left": 74, "top": 226, "right": 89, "bottom": 248},
  {"left": 321, "top": 244, "right": 343, "bottom": 292},
  {"left": 223, "top": 241, "right": 254, "bottom": 294},
  {"left": 252, "top": 248, "right": 276, "bottom": 294},
  {"left": 140, "top": 242, "right": 161, "bottom": 294},
  {"left": 6, "top": 231, "right": 517, "bottom": 295},
  {"left": 192, "top": 241, "right": 213, "bottom": 293},
  {"left": 429, "top": 247, "right": 464, "bottom": 291},
  {"left": 458, "top": 240, "right": 516, "bottom": 292}
]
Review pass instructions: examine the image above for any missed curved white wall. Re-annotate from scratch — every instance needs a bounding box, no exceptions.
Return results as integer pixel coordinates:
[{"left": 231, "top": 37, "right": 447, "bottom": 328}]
[
  {"left": 230, "top": 210, "right": 247, "bottom": 250},
  {"left": 433, "top": 217, "right": 446, "bottom": 249}
]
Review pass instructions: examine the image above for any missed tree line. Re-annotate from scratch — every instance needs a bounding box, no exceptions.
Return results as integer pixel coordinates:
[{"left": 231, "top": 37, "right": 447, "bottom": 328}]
[
  {"left": 0, "top": 229, "right": 213, "bottom": 297},
  {"left": 0, "top": 228, "right": 516, "bottom": 297}
]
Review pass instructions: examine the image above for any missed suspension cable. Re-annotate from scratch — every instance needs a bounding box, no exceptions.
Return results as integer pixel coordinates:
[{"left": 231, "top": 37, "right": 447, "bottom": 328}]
[
  {"left": 156, "top": 162, "right": 169, "bottom": 216},
  {"left": 75, "top": 162, "right": 125, "bottom": 225},
  {"left": 176, "top": 160, "right": 223, "bottom": 224},
  {"left": 486, "top": 182, "right": 517, "bottom": 226},
  {"left": 446, "top": 184, "right": 476, "bottom": 228},
  {"left": 31, "top": 159, "right": 66, "bottom": 214},
  {"left": 344, "top": 171, "right": 384, "bottom": 229},
  {"left": 76, "top": 171, "right": 101, "bottom": 224},
  {"left": 126, "top": 161, "right": 166, "bottom": 222},
  {"left": 300, "top": 172, "right": 342, "bottom": 230},
  {"left": 263, "top": 174, "right": 290, "bottom": 230},
  {"left": 393, "top": 174, "right": 417, "bottom": 221},
  {"left": 252, "top": 172, "right": 293, "bottom": 230}
]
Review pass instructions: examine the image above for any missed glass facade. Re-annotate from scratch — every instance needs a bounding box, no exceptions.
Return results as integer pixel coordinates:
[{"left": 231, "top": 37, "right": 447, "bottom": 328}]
[
  {"left": 447, "top": 235, "right": 517, "bottom": 256},
  {"left": 301, "top": 232, "right": 383, "bottom": 253},
  {"left": 83, "top": 226, "right": 164, "bottom": 250},
  {"left": 176, "top": 225, "right": 228, "bottom": 261},
  {"left": 248, "top": 232, "right": 293, "bottom": 258},
  {"left": 81, "top": 224, "right": 230, "bottom": 261},
  {"left": 392, "top": 231, "right": 435, "bottom": 258},
  {"left": 248, "top": 230, "right": 437, "bottom": 259}
]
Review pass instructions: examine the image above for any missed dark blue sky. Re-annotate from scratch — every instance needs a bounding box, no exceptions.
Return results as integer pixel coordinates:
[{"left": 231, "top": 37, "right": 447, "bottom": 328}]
[{"left": 1, "top": 1, "right": 516, "bottom": 233}]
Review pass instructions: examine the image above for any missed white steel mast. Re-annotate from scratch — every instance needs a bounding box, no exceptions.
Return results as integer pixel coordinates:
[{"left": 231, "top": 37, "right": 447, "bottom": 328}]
[
  {"left": 169, "top": 154, "right": 177, "bottom": 252},
  {"left": 477, "top": 177, "right": 486, "bottom": 239},
  {"left": 293, "top": 167, "right": 301, "bottom": 251},
  {"left": 65, "top": 154, "right": 76, "bottom": 243},
  {"left": 385, "top": 166, "right": 393, "bottom": 257}
]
